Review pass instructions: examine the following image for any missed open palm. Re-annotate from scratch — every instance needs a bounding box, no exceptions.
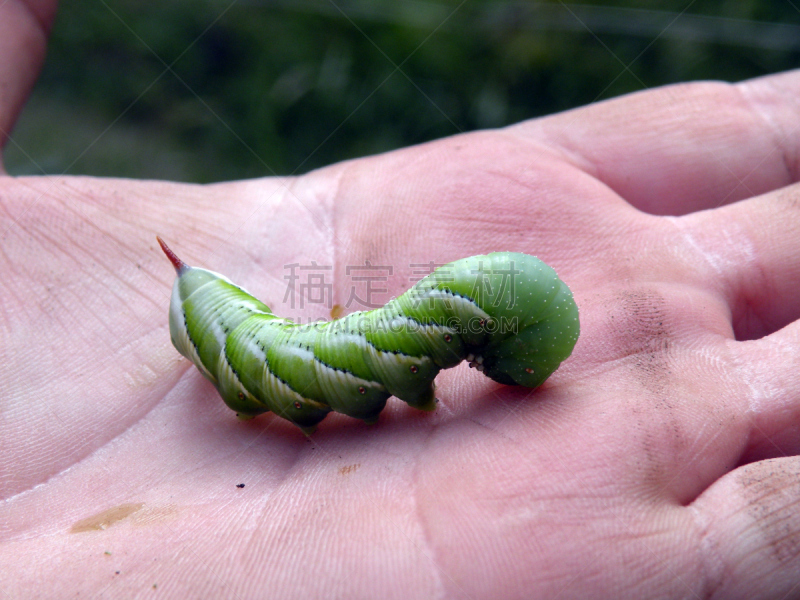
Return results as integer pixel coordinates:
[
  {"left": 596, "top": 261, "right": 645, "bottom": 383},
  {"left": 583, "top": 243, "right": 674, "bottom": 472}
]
[{"left": 2, "top": 4, "right": 800, "bottom": 598}]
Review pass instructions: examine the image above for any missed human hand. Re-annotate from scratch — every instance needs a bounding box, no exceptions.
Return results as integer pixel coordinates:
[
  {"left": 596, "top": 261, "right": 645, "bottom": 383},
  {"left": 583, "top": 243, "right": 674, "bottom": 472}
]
[{"left": 2, "top": 5, "right": 799, "bottom": 597}]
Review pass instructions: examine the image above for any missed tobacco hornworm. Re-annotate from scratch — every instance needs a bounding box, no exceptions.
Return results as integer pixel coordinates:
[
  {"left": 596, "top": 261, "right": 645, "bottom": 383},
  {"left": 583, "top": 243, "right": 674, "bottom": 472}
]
[{"left": 158, "top": 238, "right": 579, "bottom": 432}]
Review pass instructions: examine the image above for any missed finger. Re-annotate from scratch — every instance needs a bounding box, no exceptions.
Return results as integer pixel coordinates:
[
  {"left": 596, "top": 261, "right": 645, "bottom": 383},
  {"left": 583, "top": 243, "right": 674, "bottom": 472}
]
[
  {"left": 662, "top": 181, "right": 800, "bottom": 467},
  {"left": 0, "top": 0, "right": 58, "bottom": 170},
  {"left": 729, "top": 319, "right": 800, "bottom": 465},
  {"left": 689, "top": 456, "right": 800, "bottom": 600},
  {"left": 680, "top": 181, "right": 800, "bottom": 341},
  {"left": 509, "top": 69, "right": 800, "bottom": 216}
]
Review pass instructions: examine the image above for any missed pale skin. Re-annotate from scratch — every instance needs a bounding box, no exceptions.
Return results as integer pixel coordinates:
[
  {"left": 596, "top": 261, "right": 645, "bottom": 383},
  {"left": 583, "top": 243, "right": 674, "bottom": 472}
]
[{"left": 2, "top": 2, "right": 799, "bottom": 598}]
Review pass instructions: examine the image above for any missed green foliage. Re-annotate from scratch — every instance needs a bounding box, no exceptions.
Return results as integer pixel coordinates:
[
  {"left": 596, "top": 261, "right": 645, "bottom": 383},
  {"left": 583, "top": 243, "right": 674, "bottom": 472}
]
[{"left": 6, "top": 0, "right": 799, "bottom": 182}]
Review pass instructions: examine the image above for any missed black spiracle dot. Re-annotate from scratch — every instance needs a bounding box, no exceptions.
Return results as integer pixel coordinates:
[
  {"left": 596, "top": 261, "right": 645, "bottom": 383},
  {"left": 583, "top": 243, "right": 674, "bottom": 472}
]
[
  {"left": 525, "top": 367, "right": 534, "bottom": 374},
  {"left": 237, "top": 392, "right": 245, "bottom": 400},
  {"left": 293, "top": 401, "right": 302, "bottom": 409},
  {"left": 479, "top": 319, "right": 486, "bottom": 327},
  {"left": 443, "top": 334, "right": 452, "bottom": 342},
  {"left": 410, "top": 365, "right": 418, "bottom": 374},
  {"left": 358, "top": 386, "right": 366, "bottom": 394}
]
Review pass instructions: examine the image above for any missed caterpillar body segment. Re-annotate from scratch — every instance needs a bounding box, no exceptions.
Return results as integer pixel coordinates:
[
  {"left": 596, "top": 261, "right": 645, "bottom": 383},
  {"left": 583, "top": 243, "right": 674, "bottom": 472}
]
[{"left": 158, "top": 238, "right": 579, "bottom": 432}]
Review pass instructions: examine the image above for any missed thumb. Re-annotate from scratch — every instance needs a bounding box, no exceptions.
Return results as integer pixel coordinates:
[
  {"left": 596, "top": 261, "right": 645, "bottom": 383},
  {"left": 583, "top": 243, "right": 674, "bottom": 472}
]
[{"left": 0, "top": 0, "right": 58, "bottom": 172}]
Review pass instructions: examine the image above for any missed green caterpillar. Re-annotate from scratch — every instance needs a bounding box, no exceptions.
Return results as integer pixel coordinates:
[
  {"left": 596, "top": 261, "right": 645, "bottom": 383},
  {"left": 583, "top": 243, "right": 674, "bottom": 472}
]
[{"left": 158, "top": 238, "right": 579, "bottom": 432}]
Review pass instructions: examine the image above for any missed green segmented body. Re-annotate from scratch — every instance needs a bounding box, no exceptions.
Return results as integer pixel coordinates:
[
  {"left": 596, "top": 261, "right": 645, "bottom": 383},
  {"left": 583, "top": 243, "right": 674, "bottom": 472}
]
[{"left": 158, "top": 238, "right": 579, "bottom": 432}]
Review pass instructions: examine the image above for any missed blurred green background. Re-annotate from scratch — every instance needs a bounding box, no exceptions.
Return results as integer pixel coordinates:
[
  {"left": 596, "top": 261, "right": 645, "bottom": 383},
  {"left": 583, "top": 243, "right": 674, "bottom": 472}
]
[{"left": 5, "top": 0, "right": 800, "bottom": 182}]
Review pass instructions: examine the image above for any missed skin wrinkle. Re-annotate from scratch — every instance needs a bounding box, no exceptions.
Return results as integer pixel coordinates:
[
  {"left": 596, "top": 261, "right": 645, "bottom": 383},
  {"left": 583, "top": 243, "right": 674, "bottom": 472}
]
[
  {"left": 664, "top": 216, "right": 727, "bottom": 278},
  {"left": 0, "top": 236, "right": 28, "bottom": 311},
  {"left": 410, "top": 430, "right": 451, "bottom": 600},
  {"left": 687, "top": 503, "right": 728, "bottom": 600},
  {"left": 664, "top": 214, "right": 775, "bottom": 341},
  {"left": 334, "top": 157, "right": 404, "bottom": 268},
  {"left": 556, "top": 85, "right": 712, "bottom": 203},
  {"left": 738, "top": 357, "right": 783, "bottom": 417},
  {"left": 54, "top": 279, "right": 118, "bottom": 341},
  {"left": 76, "top": 244, "right": 164, "bottom": 314},
  {"left": 687, "top": 460, "right": 800, "bottom": 598},
  {"left": 666, "top": 425, "right": 731, "bottom": 507},
  {"left": 209, "top": 178, "right": 290, "bottom": 235},
  {"left": 474, "top": 162, "right": 624, "bottom": 228},
  {"left": 58, "top": 214, "right": 169, "bottom": 308},
  {"left": 327, "top": 162, "right": 358, "bottom": 287},
  {"left": 601, "top": 289, "right": 674, "bottom": 380},
  {"left": 286, "top": 169, "right": 343, "bottom": 259},
  {"left": 0, "top": 382, "right": 165, "bottom": 507},
  {"left": 37, "top": 282, "right": 89, "bottom": 338},
  {"left": 678, "top": 82, "right": 764, "bottom": 202},
  {"left": 240, "top": 438, "right": 363, "bottom": 596},
  {"left": 22, "top": 216, "right": 91, "bottom": 279},
  {"left": 502, "top": 127, "right": 599, "bottom": 178},
  {"left": 520, "top": 110, "right": 611, "bottom": 178},
  {"left": 214, "top": 181, "right": 333, "bottom": 308},
  {"left": 569, "top": 81, "right": 780, "bottom": 216},
  {"left": 236, "top": 400, "right": 309, "bottom": 456},
  {"left": 733, "top": 248, "right": 778, "bottom": 343},
  {"left": 722, "top": 238, "right": 771, "bottom": 342},
  {"left": 729, "top": 325, "right": 799, "bottom": 439},
  {"left": 2, "top": 299, "right": 174, "bottom": 500},
  {"left": 736, "top": 80, "right": 799, "bottom": 185}
]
